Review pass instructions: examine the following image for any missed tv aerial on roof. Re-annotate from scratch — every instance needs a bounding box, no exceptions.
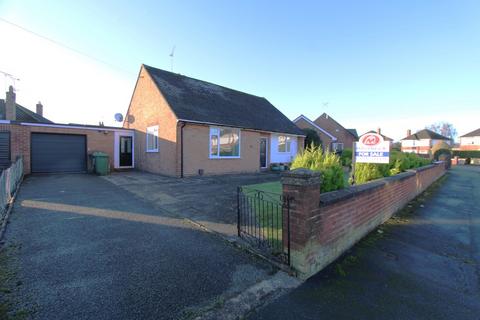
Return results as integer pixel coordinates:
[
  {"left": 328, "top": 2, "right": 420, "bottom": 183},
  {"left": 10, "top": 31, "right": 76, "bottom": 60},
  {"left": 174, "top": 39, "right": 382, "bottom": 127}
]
[{"left": 114, "top": 113, "right": 124, "bottom": 122}]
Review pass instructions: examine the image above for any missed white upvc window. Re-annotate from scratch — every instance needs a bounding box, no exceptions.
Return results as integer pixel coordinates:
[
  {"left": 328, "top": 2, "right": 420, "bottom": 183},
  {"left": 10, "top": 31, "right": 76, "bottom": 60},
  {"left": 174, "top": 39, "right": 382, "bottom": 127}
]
[
  {"left": 278, "top": 135, "right": 292, "bottom": 153},
  {"left": 146, "top": 125, "right": 159, "bottom": 152},
  {"left": 332, "top": 142, "right": 344, "bottom": 152},
  {"left": 209, "top": 127, "right": 241, "bottom": 158}
]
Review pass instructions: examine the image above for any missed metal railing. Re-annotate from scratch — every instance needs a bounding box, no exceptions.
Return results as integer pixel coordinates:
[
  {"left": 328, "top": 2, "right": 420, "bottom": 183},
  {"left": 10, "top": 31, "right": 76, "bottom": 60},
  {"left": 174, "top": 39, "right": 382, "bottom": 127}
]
[
  {"left": 237, "top": 186, "right": 291, "bottom": 265},
  {"left": 0, "top": 157, "right": 24, "bottom": 220}
]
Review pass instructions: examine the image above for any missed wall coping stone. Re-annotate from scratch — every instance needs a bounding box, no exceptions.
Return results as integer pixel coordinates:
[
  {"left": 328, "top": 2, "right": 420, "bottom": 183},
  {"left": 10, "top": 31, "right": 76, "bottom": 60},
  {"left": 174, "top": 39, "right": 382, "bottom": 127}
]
[{"left": 281, "top": 168, "right": 322, "bottom": 186}]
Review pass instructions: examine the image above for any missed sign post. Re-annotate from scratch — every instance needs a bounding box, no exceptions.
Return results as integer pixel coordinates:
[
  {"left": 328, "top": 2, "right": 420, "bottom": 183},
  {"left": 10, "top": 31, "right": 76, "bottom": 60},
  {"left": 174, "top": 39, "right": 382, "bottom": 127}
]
[{"left": 350, "top": 133, "right": 390, "bottom": 185}]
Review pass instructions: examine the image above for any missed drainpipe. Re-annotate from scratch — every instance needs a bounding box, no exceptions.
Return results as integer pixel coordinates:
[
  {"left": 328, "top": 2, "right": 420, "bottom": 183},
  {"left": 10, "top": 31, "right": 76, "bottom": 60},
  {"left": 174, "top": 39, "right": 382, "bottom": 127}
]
[{"left": 180, "top": 121, "right": 186, "bottom": 178}]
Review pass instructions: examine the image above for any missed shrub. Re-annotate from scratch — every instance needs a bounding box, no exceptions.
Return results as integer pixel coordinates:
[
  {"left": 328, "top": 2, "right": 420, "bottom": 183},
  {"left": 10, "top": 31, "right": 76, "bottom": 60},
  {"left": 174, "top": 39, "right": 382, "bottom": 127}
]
[
  {"left": 354, "top": 151, "right": 431, "bottom": 184},
  {"left": 302, "top": 128, "right": 322, "bottom": 148},
  {"left": 433, "top": 148, "right": 451, "bottom": 161},
  {"left": 340, "top": 148, "right": 353, "bottom": 167},
  {"left": 291, "top": 145, "right": 345, "bottom": 193}
]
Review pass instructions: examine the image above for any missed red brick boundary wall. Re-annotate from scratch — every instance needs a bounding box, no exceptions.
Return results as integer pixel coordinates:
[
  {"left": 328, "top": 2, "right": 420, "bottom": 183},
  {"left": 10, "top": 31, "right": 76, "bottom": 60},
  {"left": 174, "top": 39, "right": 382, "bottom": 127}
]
[{"left": 281, "top": 163, "right": 446, "bottom": 279}]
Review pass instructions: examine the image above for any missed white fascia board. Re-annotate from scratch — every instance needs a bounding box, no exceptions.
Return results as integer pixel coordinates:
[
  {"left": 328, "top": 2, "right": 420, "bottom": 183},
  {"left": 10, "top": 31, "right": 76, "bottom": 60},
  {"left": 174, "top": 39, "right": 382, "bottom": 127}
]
[{"left": 292, "top": 115, "right": 337, "bottom": 141}]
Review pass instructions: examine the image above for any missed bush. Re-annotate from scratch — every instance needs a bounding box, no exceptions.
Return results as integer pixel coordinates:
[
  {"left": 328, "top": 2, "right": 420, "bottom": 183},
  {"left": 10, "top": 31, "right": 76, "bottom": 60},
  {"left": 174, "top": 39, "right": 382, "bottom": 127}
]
[
  {"left": 433, "top": 148, "right": 451, "bottom": 161},
  {"left": 354, "top": 151, "right": 431, "bottom": 184},
  {"left": 291, "top": 145, "right": 345, "bottom": 193},
  {"left": 340, "top": 148, "right": 353, "bottom": 167},
  {"left": 302, "top": 128, "right": 322, "bottom": 148}
]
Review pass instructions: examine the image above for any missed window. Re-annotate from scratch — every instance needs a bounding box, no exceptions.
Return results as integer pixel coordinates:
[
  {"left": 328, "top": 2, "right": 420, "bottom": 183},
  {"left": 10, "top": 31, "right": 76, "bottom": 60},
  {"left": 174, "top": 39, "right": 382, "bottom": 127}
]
[
  {"left": 278, "top": 135, "right": 291, "bottom": 153},
  {"left": 146, "top": 125, "right": 158, "bottom": 152},
  {"left": 332, "top": 142, "right": 344, "bottom": 152},
  {"left": 210, "top": 127, "right": 240, "bottom": 158}
]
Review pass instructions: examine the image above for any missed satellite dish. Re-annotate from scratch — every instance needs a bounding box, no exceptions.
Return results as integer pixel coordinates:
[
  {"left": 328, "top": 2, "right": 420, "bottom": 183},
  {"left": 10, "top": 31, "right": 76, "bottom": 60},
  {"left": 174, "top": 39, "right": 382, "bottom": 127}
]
[{"left": 114, "top": 113, "right": 124, "bottom": 122}]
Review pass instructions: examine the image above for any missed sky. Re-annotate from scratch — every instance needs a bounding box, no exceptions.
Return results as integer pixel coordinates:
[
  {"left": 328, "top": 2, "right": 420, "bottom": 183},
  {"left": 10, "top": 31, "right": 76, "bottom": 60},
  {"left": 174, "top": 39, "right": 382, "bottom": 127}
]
[{"left": 0, "top": 0, "right": 479, "bottom": 141}]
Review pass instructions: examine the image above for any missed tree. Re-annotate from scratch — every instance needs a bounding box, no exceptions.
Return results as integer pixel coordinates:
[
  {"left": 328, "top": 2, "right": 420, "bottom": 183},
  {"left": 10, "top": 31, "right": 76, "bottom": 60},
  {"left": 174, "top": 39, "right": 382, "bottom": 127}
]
[
  {"left": 303, "top": 128, "right": 322, "bottom": 148},
  {"left": 426, "top": 122, "right": 457, "bottom": 141},
  {"left": 431, "top": 141, "right": 451, "bottom": 160}
]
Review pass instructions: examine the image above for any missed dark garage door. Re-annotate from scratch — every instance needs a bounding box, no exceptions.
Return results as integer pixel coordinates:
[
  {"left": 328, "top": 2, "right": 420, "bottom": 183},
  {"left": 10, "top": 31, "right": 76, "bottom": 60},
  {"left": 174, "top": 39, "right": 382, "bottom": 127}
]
[
  {"left": 0, "top": 132, "right": 10, "bottom": 170},
  {"left": 31, "top": 133, "right": 87, "bottom": 173}
]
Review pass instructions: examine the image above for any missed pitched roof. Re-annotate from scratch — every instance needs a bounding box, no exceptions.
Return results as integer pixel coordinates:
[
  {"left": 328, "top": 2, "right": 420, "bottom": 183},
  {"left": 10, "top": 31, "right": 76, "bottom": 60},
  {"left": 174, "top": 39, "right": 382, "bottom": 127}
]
[
  {"left": 0, "top": 99, "right": 53, "bottom": 123},
  {"left": 143, "top": 65, "right": 304, "bottom": 136},
  {"left": 401, "top": 129, "right": 450, "bottom": 141},
  {"left": 347, "top": 129, "right": 358, "bottom": 139},
  {"left": 364, "top": 130, "right": 393, "bottom": 141},
  {"left": 292, "top": 115, "right": 337, "bottom": 140},
  {"left": 460, "top": 128, "right": 480, "bottom": 138},
  {"left": 315, "top": 113, "right": 358, "bottom": 139}
]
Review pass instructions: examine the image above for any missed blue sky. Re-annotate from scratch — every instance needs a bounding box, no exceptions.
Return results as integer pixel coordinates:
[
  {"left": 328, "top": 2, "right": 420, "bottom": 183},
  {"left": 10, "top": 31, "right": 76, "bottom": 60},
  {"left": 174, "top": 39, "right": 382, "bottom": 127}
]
[{"left": 0, "top": 0, "right": 479, "bottom": 140}]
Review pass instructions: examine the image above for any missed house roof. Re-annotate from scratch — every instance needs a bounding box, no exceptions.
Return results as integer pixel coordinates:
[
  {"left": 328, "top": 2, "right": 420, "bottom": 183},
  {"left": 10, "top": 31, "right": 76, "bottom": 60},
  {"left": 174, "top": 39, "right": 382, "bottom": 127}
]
[
  {"left": 363, "top": 130, "right": 394, "bottom": 141},
  {"left": 460, "top": 128, "right": 480, "bottom": 138},
  {"left": 292, "top": 115, "right": 337, "bottom": 140},
  {"left": 401, "top": 129, "right": 450, "bottom": 141},
  {"left": 143, "top": 65, "right": 304, "bottom": 136},
  {"left": 347, "top": 129, "right": 358, "bottom": 139},
  {"left": 315, "top": 113, "right": 358, "bottom": 139},
  {"left": 0, "top": 99, "right": 53, "bottom": 123}
]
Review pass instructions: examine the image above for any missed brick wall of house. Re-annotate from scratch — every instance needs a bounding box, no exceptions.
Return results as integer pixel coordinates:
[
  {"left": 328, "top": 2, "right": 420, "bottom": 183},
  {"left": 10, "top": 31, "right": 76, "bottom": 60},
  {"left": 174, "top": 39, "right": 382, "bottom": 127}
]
[
  {"left": 314, "top": 114, "right": 356, "bottom": 149},
  {"left": 294, "top": 117, "right": 333, "bottom": 150},
  {"left": 282, "top": 163, "right": 446, "bottom": 279},
  {"left": 459, "top": 144, "right": 480, "bottom": 151},
  {"left": 123, "top": 66, "right": 178, "bottom": 176},
  {"left": 181, "top": 123, "right": 262, "bottom": 176},
  {"left": 0, "top": 123, "right": 116, "bottom": 174}
]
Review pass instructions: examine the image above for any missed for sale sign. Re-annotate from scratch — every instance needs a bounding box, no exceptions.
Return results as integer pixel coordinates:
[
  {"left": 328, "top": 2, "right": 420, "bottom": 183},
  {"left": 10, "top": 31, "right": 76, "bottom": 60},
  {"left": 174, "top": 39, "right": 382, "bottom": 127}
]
[{"left": 354, "top": 133, "right": 390, "bottom": 164}]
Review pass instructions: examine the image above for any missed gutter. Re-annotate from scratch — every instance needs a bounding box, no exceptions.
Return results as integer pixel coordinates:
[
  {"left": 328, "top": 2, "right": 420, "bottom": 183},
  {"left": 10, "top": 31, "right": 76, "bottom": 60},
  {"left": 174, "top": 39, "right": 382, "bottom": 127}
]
[{"left": 180, "top": 121, "right": 186, "bottom": 178}]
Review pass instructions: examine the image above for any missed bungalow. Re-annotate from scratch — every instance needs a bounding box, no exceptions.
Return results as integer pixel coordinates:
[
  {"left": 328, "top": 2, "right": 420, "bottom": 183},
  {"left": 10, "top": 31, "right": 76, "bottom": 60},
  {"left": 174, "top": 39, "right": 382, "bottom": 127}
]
[
  {"left": 401, "top": 129, "right": 451, "bottom": 156},
  {"left": 459, "top": 128, "right": 480, "bottom": 151},
  {"left": 123, "top": 64, "right": 304, "bottom": 177},
  {"left": 293, "top": 113, "right": 357, "bottom": 152},
  {"left": 0, "top": 86, "right": 134, "bottom": 173}
]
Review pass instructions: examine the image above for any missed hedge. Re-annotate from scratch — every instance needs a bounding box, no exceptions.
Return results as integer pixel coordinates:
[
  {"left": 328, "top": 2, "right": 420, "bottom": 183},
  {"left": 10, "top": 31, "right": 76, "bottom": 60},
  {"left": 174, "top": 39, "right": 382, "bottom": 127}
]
[
  {"left": 452, "top": 150, "right": 480, "bottom": 158},
  {"left": 354, "top": 151, "right": 431, "bottom": 184}
]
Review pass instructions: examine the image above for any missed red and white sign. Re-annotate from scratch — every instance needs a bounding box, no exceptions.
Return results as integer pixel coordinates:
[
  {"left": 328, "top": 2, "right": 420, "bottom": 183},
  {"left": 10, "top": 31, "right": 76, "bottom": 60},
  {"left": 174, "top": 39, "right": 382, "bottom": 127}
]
[{"left": 355, "top": 133, "right": 390, "bottom": 164}]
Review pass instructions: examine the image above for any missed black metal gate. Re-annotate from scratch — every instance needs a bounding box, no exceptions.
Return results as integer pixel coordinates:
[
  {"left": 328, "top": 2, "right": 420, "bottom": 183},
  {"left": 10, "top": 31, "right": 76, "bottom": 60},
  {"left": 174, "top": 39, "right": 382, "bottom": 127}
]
[{"left": 237, "top": 186, "right": 291, "bottom": 265}]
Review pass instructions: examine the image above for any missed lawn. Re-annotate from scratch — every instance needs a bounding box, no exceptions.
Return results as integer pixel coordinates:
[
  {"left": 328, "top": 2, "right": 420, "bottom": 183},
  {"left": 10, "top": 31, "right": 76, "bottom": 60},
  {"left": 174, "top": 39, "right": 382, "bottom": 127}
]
[{"left": 240, "top": 170, "right": 351, "bottom": 253}]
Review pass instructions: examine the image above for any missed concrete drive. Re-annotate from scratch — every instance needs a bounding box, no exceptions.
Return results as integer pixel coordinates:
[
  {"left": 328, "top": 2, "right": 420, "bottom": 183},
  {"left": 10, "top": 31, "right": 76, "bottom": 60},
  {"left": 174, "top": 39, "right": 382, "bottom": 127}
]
[
  {"left": 1, "top": 174, "right": 277, "bottom": 320},
  {"left": 102, "top": 171, "right": 280, "bottom": 237},
  {"left": 249, "top": 165, "right": 480, "bottom": 320}
]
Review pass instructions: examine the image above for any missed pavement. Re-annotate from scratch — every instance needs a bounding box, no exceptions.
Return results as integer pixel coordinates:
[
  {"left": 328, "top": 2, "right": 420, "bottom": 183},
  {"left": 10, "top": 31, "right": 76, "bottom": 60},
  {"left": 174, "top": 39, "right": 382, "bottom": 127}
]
[
  {"left": 0, "top": 174, "right": 284, "bottom": 320},
  {"left": 248, "top": 165, "right": 480, "bottom": 320},
  {"left": 101, "top": 171, "right": 280, "bottom": 237}
]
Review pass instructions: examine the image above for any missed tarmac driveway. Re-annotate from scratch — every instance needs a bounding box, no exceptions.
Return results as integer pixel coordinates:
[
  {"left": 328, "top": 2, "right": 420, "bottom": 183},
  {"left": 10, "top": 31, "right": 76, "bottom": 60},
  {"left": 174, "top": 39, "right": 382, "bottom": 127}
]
[
  {"left": 102, "top": 171, "right": 280, "bottom": 237},
  {"left": 1, "top": 174, "right": 276, "bottom": 320}
]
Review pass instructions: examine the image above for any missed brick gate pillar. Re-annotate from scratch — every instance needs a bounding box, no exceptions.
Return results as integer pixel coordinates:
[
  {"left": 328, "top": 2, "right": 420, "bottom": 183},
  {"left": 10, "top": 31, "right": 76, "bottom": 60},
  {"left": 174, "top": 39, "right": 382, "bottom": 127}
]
[{"left": 281, "top": 169, "right": 321, "bottom": 274}]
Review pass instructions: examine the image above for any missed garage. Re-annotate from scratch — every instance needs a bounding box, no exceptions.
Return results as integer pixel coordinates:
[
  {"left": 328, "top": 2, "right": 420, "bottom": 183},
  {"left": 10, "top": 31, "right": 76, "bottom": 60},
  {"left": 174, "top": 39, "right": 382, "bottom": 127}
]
[{"left": 31, "top": 133, "right": 87, "bottom": 173}]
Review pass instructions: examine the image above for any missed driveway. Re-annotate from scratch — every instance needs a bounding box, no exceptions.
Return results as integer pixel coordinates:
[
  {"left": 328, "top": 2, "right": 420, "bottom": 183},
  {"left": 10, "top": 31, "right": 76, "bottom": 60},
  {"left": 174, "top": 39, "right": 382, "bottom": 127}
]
[
  {"left": 1, "top": 174, "right": 277, "bottom": 320},
  {"left": 248, "top": 165, "right": 480, "bottom": 319},
  {"left": 102, "top": 171, "right": 280, "bottom": 237}
]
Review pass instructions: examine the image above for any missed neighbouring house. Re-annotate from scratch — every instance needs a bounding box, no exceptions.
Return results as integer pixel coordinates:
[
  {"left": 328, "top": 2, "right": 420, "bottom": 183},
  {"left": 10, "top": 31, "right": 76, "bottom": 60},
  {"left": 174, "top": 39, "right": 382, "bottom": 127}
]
[
  {"left": 0, "top": 86, "right": 134, "bottom": 173},
  {"left": 362, "top": 128, "right": 394, "bottom": 144},
  {"left": 293, "top": 113, "right": 357, "bottom": 152},
  {"left": 401, "top": 129, "right": 452, "bottom": 156},
  {"left": 123, "top": 64, "right": 305, "bottom": 177},
  {"left": 459, "top": 128, "right": 480, "bottom": 151}
]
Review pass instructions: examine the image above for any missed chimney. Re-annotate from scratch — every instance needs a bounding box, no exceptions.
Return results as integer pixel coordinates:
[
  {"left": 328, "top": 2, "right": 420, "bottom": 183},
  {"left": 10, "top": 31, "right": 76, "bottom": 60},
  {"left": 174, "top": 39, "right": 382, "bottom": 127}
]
[
  {"left": 5, "top": 85, "right": 16, "bottom": 120},
  {"left": 377, "top": 127, "right": 381, "bottom": 135},
  {"left": 36, "top": 101, "right": 43, "bottom": 117},
  {"left": 406, "top": 129, "right": 412, "bottom": 137}
]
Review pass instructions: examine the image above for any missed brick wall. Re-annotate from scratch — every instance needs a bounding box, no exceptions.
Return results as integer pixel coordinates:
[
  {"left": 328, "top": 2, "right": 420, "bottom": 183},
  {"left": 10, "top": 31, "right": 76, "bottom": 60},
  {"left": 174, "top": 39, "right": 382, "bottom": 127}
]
[
  {"left": 294, "top": 117, "right": 333, "bottom": 151},
  {"left": 282, "top": 163, "right": 446, "bottom": 279},
  {"left": 0, "top": 123, "right": 116, "bottom": 174},
  {"left": 123, "top": 66, "right": 178, "bottom": 176},
  {"left": 314, "top": 114, "right": 356, "bottom": 149}
]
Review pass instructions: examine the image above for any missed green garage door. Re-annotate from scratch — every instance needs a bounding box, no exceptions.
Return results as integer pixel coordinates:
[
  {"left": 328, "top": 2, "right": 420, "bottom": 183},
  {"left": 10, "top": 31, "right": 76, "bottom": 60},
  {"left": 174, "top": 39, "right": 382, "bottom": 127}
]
[{"left": 31, "top": 133, "right": 87, "bottom": 173}]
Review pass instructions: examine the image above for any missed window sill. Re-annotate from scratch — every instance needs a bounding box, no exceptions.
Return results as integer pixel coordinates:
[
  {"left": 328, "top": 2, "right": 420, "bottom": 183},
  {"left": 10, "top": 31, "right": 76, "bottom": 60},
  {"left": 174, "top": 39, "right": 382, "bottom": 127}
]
[
  {"left": 146, "top": 150, "right": 159, "bottom": 153},
  {"left": 209, "top": 156, "right": 241, "bottom": 159}
]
